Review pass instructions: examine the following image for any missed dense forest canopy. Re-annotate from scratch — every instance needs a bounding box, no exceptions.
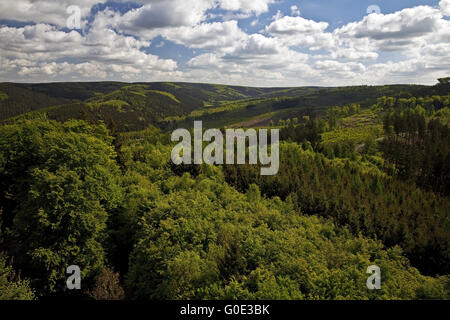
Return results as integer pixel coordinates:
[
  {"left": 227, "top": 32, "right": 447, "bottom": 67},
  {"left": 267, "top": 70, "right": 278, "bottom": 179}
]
[{"left": 0, "top": 80, "right": 449, "bottom": 300}]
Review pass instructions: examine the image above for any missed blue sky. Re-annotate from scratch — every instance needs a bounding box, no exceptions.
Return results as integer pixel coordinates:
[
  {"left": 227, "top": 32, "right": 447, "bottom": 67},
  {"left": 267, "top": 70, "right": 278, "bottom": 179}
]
[
  {"left": 140, "top": 0, "right": 443, "bottom": 68},
  {"left": 0, "top": 0, "right": 448, "bottom": 86}
]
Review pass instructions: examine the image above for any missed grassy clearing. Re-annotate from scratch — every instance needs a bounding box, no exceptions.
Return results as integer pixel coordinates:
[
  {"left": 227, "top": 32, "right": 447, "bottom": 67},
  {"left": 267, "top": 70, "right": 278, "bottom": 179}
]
[
  {"left": 322, "top": 108, "right": 383, "bottom": 146},
  {"left": 147, "top": 90, "right": 180, "bottom": 103},
  {"left": 162, "top": 82, "right": 182, "bottom": 89},
  {"left": 124, "top": 85, "right": 149, "bottom": 97},
  {"left": 322, "top": 124, "right": 383, "bottom": 145},
  {"left": 338, "top": 107, "right": 379, "bottom": 126},
  {"left": 0, "top": 91, "right": 8, "bottom": 101},
  {"left": 213, "top": 85, "right": 248, "bottom": 99}
]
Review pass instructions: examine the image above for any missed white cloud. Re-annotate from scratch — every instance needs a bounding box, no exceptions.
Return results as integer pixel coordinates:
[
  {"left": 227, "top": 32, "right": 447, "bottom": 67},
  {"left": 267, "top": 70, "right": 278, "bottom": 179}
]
[
  {"left": 315, "top": 60, "right": 366, "bottom": 73},
  {"left": 184, "top": 33, "right": 312, "bottom": 86},
  {"left": 335, "top": 6, "right": 442, "bottom": 50},
  {"left": 116, "top": 0, "right": 214, "bottom": 31},
  {"left": 266, "top": 16, "right": 328, "bottom": 35},
  {"left": 265, "top": 15, "right": 334, "bottom": 50},
  {"left": 0, "top": 22, "right": 177, "bottom": 82},
  {"left": 440, "top": 0, "right": 450, "bottom": 16},
  {"left": 219, "top": 0, "right": 275, "bottom": 15},
  {"left": 322, "top": 4, "right": 450, "bottom": 75},
  {"left": 0, "top": 0, "right": 103, "bottom": 27},
  {"left": 228, "top": 33, "right": 281, "bottom": 57},
  {"left": 330, "top": 48, "right": 378, "bottom": 61},
  {"left": 0, "top": 1, "right": 449, "bottom": 86},
  {"left": 162, "top": 20, "right": 247, "bottom": 53}
]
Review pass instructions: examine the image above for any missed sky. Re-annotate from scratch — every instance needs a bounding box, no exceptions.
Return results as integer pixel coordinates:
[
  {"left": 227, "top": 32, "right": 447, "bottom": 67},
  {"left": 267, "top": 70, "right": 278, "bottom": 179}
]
[{"left": 0, "top": 0, "right": 449, "bottom": 87}]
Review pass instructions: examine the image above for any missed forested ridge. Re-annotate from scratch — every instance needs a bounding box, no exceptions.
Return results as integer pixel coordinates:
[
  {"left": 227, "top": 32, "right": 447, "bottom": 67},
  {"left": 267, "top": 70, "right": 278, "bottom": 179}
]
[
  {"left": 0, "top": 81, "right": 436, "bottom": 131},
  {"left": 0, "top": 80, "right": 449, "bottom": 300}
]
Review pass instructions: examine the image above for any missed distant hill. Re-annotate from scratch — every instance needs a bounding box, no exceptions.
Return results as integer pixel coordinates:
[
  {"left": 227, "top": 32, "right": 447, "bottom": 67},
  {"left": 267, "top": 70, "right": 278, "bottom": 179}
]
[{"left": 1, "top": 81, "right": 447, "bottom": 131}]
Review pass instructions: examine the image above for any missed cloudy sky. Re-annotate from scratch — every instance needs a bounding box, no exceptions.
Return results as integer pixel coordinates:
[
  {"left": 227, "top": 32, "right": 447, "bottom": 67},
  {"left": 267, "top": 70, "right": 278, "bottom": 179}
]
[{"left": 0, "top": 0, "right": 449, "bottom": 86}]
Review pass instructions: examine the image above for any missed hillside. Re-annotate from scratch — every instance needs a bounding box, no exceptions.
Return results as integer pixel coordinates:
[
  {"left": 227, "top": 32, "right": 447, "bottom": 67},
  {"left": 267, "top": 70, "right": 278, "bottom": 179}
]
[
  {"left": 0, "top": 82, "right": 284, "bottom": 126},
  {"left": 0, "top": 79, "right": 449, "bottom": 300},
  {"left": 2, "top": 81, "right": 444, "bottom": 132}
]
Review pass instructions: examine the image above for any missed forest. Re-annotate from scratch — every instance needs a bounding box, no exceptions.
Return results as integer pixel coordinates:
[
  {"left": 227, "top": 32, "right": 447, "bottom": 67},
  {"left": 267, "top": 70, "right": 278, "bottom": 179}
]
[{"left": 0, "top": 80, "right": 449, "bottom": 300}]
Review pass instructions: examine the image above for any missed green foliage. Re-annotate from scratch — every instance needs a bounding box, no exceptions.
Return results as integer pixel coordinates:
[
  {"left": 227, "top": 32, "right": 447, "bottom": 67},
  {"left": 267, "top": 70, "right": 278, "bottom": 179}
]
[
  {"left": 0, "top": 91, "right": 8, "bottom": 101},
  {"left": 376, "top": 94, "right": 450, "bottom": 114},
  {"left": 281, "top": 118, "right": 324, "bottom": 149},
  {"left": 87, "top": 100, "right": 130, "bottom": 112},
  {"left": 88, "top": 267, "right": 125, "bottom": 300},
  {"left": 0, "top": 213, "right": 35, "bottom": 300},
  {"left": 0, "top": 119, "right": 122, "bottom": 294},
  {"left": 320, "top": 107, "right": 383, "bottom": 160},
  {"left": 147, "top": 90, "right": 180, "bottom": 103},
  {"left": 322, "top": 125, "right": 383, "bottom": 149},
  {"left": 1, "top": 81, "right": 431, "bottom": 132},
  {"left": 125, "top": 171, "right": 447, "bottom": 300},
  {"left": 223, "top": 142, "right": 450, "bottom": 276},
  {"left": 0, "top": 254, "right": 35, "bottom": 300},
  {"left": 0, "top": 80, "right": 449, "bottom": 300},
  {"left": 434, "top": 107, "right": 450, "bottom": 122},
  {"left": 382, "top": 110, "right": 449, "bottom": 194}
]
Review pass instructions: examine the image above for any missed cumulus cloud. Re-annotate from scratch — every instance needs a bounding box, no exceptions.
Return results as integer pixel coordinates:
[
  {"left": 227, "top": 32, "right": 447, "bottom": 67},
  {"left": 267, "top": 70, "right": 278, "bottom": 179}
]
[
  {"left": 115, "top": 0, "right": 213, "bottom": 31},
  {"left": 315, "top": 60, "right": 366, "bottom": 73},
  {"left": 329, "top": 48, "right": 378, "bottom": 61},
  {"left": 266, "top": 15, "right": 329, "bottom": 35},
  {"left": 0, "top": 0, "right": 103, "bottom": 27},
  {"left": 184, "top": 33, "right": 311, "bottom": 86},
  {"left": 227, "top": 33, "right": 280, "bottom": 57},
  {"left": 440, "top": 0, "right": 450, "bottom": 16},
  {"left": 219, "top": 0, "right": 275, "bottom": 15},
  {"left": 0, "top": 1, "right": 449, "bottom": 86},
  {"left": 0, "top": 22, "right": 177, "bottom": 82},
  {"left": 335, "top": 6, "right": 442, "bottom": 50},
  {"left": 162, "top": 20, "right": 247, "bottom": 53},
  {"left": 265, "top": 15, "right": 334, "bottom": 50}
]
